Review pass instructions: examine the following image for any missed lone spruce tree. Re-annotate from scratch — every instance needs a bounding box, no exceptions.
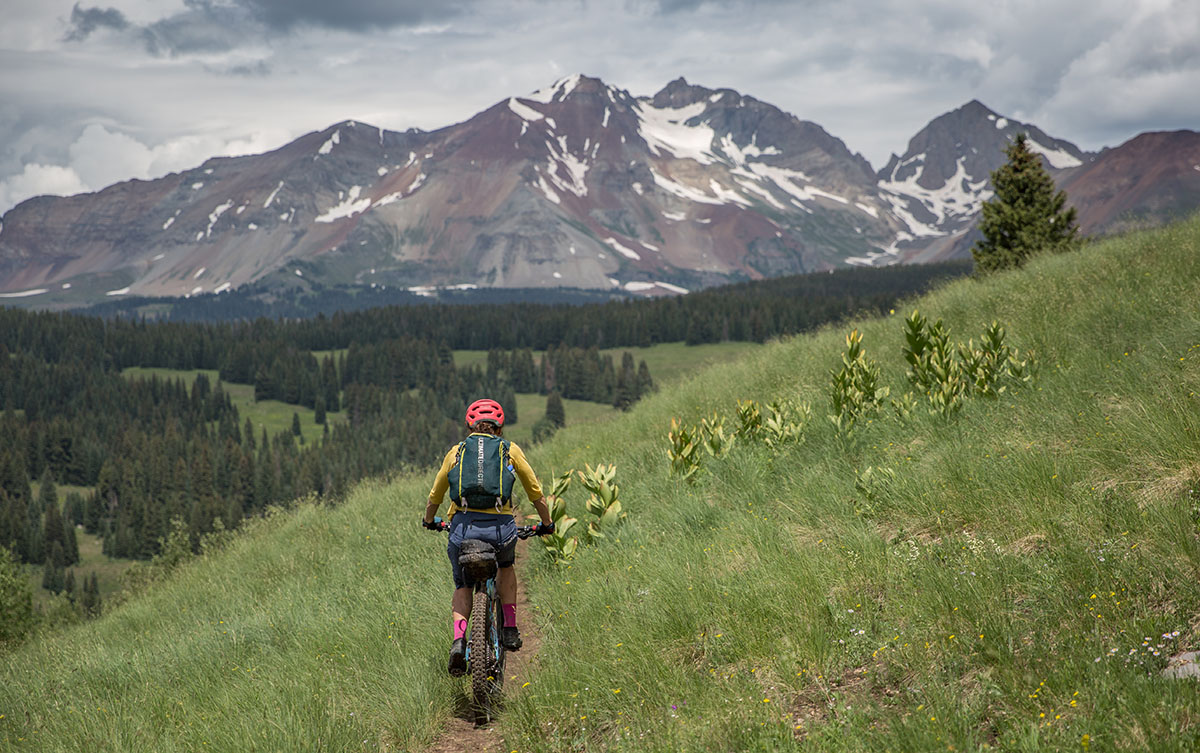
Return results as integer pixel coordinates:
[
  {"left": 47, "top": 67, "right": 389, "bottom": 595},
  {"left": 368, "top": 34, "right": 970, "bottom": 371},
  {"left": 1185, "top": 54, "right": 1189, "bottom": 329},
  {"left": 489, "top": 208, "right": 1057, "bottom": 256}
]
[{"left": 972, "top": 133, "right": 1079, "bottom": 273}]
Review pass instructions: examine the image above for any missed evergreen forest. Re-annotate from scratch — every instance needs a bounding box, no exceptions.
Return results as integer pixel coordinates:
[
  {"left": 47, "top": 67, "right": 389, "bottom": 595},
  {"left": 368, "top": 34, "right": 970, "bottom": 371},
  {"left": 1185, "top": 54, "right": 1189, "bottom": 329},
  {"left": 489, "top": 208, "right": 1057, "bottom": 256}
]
[{"left": 0, "top": 260, "right": 966, "bottom": 596}]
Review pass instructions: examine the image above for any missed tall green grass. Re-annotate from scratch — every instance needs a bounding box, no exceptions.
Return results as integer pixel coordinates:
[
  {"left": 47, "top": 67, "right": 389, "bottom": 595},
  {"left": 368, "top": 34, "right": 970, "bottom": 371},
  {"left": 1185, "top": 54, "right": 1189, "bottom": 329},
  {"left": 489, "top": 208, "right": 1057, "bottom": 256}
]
[
  {"left": 4, "top": 217, "right": 1199, "bottom": 751},
  {"left": 505, "top": 218, "right": 1200, "bottom": 752}
]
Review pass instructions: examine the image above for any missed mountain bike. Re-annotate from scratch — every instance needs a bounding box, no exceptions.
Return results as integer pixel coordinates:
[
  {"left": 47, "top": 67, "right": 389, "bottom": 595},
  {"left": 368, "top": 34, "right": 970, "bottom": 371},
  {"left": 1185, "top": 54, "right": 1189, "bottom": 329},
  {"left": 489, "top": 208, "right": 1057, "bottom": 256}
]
[{"left": 437, "top": 522, "right": 541, "bottom": 722}]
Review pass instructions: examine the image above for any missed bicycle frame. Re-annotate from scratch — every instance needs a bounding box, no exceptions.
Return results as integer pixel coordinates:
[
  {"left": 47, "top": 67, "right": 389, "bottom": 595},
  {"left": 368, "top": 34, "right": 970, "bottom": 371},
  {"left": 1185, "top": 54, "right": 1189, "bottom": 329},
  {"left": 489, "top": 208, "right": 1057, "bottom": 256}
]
[{"left": 464, "top": 575, "right": 503, "bottom": 669}]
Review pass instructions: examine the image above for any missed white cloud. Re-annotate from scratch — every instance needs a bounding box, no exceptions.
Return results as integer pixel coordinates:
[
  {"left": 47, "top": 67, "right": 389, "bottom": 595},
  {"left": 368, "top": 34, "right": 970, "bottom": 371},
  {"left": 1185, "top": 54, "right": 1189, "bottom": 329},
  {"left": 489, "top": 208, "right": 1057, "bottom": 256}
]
[
  {"left": 1, "top": 0, "right": 1199, "bottom": 215},
  {"left": 0, "top": 163, "right": 89, "bottom": 211},
  {"left": 0, "top": 122, "right": 300, "bottom": 213}
]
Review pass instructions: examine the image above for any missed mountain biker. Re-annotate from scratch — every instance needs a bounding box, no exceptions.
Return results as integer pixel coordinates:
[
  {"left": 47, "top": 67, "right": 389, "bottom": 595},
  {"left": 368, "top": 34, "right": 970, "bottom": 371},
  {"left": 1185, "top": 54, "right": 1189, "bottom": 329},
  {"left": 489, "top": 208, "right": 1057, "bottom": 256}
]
[{"left": 423, "top": 398, "right": 554, "bottom": 677}]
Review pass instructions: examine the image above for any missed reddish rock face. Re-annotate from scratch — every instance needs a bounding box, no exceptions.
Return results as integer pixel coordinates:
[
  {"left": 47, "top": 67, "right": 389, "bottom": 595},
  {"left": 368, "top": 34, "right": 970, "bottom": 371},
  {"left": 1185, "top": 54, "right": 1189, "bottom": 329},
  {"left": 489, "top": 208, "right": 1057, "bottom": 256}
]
[
  {"left": 1059, "top": 131, "right": 1200, "bottom": 236},
  {"left": 1, "top": 76, "right": 1195, "bottom": 305}
]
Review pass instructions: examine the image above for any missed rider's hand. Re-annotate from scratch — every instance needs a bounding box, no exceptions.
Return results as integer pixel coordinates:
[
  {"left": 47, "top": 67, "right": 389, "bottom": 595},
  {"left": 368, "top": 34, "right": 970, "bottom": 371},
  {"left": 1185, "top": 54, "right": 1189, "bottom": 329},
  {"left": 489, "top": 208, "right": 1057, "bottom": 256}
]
[
  {"left": 535, "top": 521, "right": 556, "bottom": 536},
  {"left": 423, "top": 516, "right": 444, "bottom": 531}
]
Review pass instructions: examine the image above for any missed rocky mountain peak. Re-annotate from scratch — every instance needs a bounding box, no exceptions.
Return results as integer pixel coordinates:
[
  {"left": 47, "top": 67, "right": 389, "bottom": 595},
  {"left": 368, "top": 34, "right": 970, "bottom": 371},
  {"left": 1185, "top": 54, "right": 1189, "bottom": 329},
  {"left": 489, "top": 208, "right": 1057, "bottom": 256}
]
[
  {"left": 1, "top": 82, "right": 1190, "bottom": 307},
  {"left": 650, "top": 77, "right": 718, "bottom": 109}
]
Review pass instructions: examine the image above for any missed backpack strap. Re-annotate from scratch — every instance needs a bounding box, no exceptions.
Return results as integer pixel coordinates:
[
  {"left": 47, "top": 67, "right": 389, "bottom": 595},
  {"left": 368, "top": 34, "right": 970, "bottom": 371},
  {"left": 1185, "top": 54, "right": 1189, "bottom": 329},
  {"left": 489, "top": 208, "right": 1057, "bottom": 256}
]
[
  {"left": 500, "top": 439, "right": 514, "bottom": 503},
  {"left": 452, "top": 440, "right": 466, "bottom": 502}
]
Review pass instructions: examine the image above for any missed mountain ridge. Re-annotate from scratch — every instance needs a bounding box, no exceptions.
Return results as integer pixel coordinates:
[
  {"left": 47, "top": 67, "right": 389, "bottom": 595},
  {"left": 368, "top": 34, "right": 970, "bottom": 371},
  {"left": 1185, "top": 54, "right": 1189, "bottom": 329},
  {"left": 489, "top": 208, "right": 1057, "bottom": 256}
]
[{"left": 2, "top": 74, "right": 1198, "bottom": 306}]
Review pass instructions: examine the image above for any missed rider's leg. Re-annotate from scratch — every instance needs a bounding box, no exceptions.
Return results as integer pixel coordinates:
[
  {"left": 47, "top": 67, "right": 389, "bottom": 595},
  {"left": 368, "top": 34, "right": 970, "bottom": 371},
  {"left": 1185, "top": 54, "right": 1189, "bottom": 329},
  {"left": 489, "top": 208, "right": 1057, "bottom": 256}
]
[
  {"left": 452, "top": 586, "right": 472, "bottom": 631},
  {"left": 497, "top": 564, "right": 516, "bottom": 606},
  {"left": 497, "top": 564, "right": 522, "bottom": 650}
]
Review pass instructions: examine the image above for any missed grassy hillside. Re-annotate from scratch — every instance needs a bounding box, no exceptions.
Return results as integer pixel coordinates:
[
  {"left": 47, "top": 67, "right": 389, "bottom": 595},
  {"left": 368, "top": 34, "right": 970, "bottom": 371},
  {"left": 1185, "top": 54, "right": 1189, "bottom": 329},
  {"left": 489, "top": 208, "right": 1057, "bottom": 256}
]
[{"left": 4, "top": 217, "right": 1200, "bottom": 751}]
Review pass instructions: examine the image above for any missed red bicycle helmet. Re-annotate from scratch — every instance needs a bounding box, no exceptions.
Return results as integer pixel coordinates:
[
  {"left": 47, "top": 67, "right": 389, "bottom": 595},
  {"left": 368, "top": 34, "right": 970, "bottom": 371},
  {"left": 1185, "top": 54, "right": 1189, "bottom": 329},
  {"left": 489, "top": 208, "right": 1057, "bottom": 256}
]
[{"left": 465, "top": 398, "right": 505, "bottom": 428}]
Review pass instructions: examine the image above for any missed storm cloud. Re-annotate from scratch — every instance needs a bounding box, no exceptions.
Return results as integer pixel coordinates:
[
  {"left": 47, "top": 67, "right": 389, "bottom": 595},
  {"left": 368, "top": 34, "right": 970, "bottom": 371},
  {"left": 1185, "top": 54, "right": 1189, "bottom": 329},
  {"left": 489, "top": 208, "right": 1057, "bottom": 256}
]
[
  {"left": 63, "top": 3, "right": 130, "bottom": 41},
  {"left": 236, "top": 0, "right": 473, "bottom": 32},
  {"left": 4, "top": 0, "right": 1199, "bottom": 214}
]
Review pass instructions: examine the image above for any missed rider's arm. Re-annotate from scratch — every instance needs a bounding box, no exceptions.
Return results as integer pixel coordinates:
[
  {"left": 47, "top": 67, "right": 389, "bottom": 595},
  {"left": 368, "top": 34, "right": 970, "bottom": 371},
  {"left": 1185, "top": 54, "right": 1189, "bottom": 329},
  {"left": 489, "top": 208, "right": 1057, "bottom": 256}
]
[
  {"left": 508, "top": 443, "right": 551, "bottom": 525},
  {"left": 530, "top": 496, "right": 552, "bottom": 527},
  {"left": 424, "top": 446, "right": 458, "bottom": 525}
]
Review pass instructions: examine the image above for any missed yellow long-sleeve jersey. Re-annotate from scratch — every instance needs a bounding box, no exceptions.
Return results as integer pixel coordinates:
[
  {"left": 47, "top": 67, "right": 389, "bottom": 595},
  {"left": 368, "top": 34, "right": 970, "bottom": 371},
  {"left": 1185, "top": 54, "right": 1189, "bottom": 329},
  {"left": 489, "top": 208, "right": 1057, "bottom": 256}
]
[{"left": 427, "top": 434, "right": 543, "bottom": 518}]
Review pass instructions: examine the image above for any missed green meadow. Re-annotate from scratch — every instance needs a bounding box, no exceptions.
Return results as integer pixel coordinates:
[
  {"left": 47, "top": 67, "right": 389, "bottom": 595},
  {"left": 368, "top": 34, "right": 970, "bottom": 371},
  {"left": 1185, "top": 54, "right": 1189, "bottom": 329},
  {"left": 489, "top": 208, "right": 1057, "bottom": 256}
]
[
  {"left": 3, "top": 216, "right": 1199, "bottom": 751},
  {"left": 121, "top": 367, "right": 343, "bottom": 445}
]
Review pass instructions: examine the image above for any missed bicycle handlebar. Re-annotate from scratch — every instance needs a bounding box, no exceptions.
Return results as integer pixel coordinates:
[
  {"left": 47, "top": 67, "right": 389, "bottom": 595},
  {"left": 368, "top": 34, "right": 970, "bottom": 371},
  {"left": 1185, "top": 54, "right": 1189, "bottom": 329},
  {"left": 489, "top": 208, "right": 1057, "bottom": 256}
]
[{"left": 427, "top": 519, "right": 550, "bottom": 537}]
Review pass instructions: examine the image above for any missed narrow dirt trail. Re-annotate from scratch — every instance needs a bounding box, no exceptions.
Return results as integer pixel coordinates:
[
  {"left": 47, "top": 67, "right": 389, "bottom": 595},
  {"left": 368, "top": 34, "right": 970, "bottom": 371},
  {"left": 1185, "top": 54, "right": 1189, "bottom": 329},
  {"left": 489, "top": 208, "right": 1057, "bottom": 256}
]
[{"left": 424, "top": 539, "right": 544, "bottom": 753}]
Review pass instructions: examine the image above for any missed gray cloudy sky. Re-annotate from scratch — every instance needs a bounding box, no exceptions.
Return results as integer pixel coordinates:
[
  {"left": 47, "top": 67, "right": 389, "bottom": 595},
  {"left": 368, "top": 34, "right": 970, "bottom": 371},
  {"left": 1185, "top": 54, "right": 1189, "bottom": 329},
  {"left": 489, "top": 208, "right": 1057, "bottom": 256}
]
[{"left": 2, "top": 0, "right": 1198, "bottom": 214}]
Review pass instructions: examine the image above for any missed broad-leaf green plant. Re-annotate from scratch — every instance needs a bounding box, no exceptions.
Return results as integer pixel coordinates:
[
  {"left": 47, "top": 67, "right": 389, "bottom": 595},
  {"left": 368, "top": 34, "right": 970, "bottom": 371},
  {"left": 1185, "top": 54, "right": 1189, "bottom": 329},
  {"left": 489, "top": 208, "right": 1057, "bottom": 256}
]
[
  {"left": 762, "top": 399, "right": 810, "bottom": 449},
  {"left": 734, "top": 399, "right": 764, "bottom": 442},
  {"left": 699, "top": 413, "right": 737, "bottom": 458},
  {"left": 667, "top": 418, "right": 704, "bottom": 483},
  {"left": 578, "top": 463, "right": 625, "bottom": 541},
  {"left": 830, "top": 329, "right": 889, "bottom": 435}
]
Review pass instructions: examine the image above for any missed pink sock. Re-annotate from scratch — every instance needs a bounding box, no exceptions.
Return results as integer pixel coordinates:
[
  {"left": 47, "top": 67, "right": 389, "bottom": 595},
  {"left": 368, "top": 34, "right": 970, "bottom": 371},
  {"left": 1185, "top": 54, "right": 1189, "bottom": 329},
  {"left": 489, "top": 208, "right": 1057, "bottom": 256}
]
[
  {"left": 453, "top": 619, "right": 467, "bottom": 640},
  {"left": 503, "top": 603, "right": 517, "bottom": 628}
]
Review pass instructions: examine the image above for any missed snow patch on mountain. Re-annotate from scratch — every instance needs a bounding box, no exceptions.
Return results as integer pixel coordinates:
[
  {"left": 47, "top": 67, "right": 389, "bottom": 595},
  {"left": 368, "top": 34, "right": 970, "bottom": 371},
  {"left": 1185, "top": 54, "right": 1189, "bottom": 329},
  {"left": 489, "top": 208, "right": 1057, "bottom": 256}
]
[
  {"left": 206, "top": 201, "right": 234, "bottom": 237},
  {"left": 264, "top": 181, "right": 284, "bottom": 208},
  {"left": 508, "top": 98, "right": 544, "bottom": 122},
  {"left": 735, "top": 179, "right": 786, "bottom": 209},
  {"left": 879, "top": 156, "right": 990, "bottom": 234},
  {"left": 526, "top": 74, "right": 582, "bottom": 104},
  {"left": 651, "top": 168, "right": 724, "bottom": 205},
  {"left": 636, "top": 101, "right": 715, "bottom": 165},
  {"left": 717, "top": 134, "right": 781, "bottom": 167},
  {"left": 318, "top": 130, "right": 340, "bottom": 156},
  {"left": 1026, "top": 139, "right": 1083, "bottom": 169},
  {"left": 604, "top": 237, "right": 641, "bottom": 260},
  {"left": 374, "top": 173, "right": 426, "bottom": 207},
  {"left": 855, "top": 202, "right": 880, "bottom": 218},
  {"left": 535, "top": 172, "right": 561, "bottom": 204},
  {"left": 708, "top": 179, "right": 750, "bottom": 206},
  {"left": 623, "top": 281, "right": 656, "bottom": 291},
  {"left": 740, "top": 163, "right": 846, "bottom": 207},
  {"left": 0, "top": 288, "right": 49, "bottom": 298},
  {"left": 315, "top": 186, "right": 371, "bottom": 223}
]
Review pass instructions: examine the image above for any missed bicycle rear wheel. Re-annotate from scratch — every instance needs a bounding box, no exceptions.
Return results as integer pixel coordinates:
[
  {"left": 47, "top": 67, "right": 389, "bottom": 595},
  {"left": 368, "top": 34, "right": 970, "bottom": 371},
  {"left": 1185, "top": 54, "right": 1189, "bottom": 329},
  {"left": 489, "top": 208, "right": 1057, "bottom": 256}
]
[{"left": 469, "top": 589, "right": 498, "bottom": 720}]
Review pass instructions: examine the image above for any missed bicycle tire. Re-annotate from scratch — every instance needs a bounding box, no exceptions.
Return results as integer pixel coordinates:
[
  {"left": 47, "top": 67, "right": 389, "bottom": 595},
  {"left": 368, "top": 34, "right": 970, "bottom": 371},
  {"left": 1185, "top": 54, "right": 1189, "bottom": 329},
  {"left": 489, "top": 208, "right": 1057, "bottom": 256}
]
[{"left": 469, "top": 588, "right": 495, "bottom": 718}]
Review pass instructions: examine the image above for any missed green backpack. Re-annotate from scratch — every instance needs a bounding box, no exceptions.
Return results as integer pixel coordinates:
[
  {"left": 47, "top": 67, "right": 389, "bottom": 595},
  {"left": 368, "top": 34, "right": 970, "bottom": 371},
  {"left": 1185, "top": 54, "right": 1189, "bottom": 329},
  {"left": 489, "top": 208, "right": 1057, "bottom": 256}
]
[{"left": 449, "top": 434, "right": 517, "bottom": 509}]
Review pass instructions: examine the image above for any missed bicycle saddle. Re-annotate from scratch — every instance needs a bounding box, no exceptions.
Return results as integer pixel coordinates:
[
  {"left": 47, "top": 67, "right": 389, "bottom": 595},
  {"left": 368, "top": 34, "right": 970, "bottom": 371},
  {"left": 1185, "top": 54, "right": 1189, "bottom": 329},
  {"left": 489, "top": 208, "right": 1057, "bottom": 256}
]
[{"left": 458, "top": 539, "right": 498, "bottom": 582}]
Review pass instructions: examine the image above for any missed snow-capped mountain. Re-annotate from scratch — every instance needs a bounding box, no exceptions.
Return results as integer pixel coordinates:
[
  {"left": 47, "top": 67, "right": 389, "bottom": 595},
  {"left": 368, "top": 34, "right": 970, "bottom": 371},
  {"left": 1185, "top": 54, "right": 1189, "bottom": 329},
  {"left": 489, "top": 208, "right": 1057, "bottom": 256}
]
[
  {"left": 875, "top": 100, "right": 1092, "bottom": 263},
  {"left": 1, "top": 75, "right": 1196, "bottom": 306}
]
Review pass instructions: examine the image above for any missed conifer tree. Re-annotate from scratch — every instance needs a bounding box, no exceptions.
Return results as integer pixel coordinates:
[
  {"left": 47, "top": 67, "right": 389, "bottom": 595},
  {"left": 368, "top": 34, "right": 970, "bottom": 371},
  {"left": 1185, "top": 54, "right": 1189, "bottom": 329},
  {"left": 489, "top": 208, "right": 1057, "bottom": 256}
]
[
  {"left": 37, "top": 468, "right": 57, "bottom": 511},
  {"left": 81, "top": 571, "right": 101, "bottom": 616},
  {"left": 972, "top": 133, "right": 1080, "bottom": 273},
  {"left": 0, "top": 546, "right": 33, "bottom": 643},
  {"left": 545, "top": 392, "right": 566, "bottom": 428},
  {"left": 637, "top": 360, "right": 655, "bottom": 395}
]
